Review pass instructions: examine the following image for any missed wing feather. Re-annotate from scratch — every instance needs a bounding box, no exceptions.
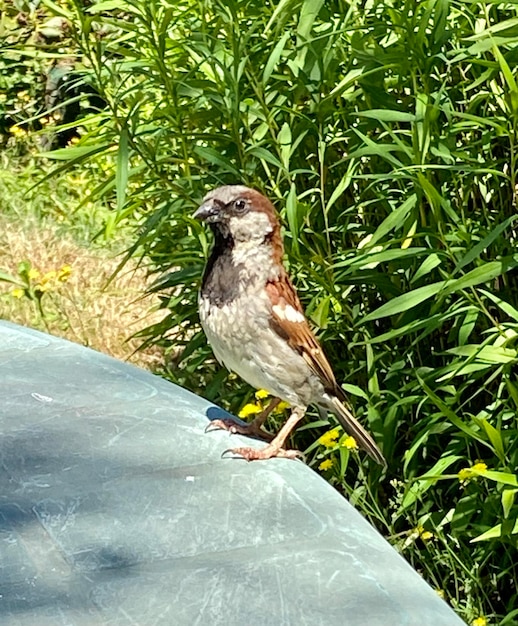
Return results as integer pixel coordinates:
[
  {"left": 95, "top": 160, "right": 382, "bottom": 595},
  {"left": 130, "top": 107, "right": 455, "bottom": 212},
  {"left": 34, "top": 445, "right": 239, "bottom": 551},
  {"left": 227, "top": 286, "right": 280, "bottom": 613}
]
[
  {"left": 266, "top": 274, "right": 339, "bottom": 395},
  {"left": 266, "top": 272, "right": 386, "bottom": 466}
]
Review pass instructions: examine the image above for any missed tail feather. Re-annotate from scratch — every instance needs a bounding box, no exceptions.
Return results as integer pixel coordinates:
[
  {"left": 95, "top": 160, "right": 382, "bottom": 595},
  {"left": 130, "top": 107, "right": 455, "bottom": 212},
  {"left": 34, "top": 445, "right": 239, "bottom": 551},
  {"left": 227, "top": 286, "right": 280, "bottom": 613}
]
[{"left": 326, "top": 396, "right": 386, "bottom": 467}]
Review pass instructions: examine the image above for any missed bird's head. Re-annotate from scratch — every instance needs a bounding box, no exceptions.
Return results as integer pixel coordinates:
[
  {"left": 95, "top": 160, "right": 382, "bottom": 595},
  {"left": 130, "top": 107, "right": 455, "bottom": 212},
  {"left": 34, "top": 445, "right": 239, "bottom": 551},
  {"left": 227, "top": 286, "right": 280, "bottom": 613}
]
[{"left": 194, "top": 185, "right": 280, "bottom": 245}]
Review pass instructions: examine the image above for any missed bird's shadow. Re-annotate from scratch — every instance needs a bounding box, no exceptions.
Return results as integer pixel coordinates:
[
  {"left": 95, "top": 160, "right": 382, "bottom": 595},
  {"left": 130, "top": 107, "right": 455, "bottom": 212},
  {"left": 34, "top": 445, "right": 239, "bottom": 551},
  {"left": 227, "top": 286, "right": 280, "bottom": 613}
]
[
  {"left": 206, "top": 405, "right": 245, "bottom": 425},
  {"left": 204, "top": 406, "right": 270, "bottom": 446}
]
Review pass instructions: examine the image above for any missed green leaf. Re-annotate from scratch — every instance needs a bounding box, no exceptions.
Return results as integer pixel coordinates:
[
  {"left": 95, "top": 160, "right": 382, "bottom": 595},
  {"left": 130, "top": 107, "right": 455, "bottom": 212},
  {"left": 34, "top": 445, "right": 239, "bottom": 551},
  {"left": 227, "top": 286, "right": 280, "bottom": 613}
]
[
  {"left": 194, "top": 147, "right": 241, "bottom": 176},
  {"left": 417, "top": 375, "right": 488, "bottom": 446},
  {"left": 116, "top": 127, "right": 129, "bottom": 212},
  {"left": 502, "top": 489, "right": 518, "bottom": 519},
  {"left": 246, "top": 146, "right": 283, "bottom": 169},
  {"left": 87, "top": 0, "right": 129, "bottom": 13},
  {"left": 0, "top": 271, "right": 24, "bottom": 286},
  {"left": 492, "top": 42, "right": 518, "bottom": 93},
  {"left": 356, "top": 109, "right": 416, "bottom": 123},
  {"left": 447, "top": 345, "right": 518, "bottom": 364},
  {"left": 458, "top": 308, "right": 478, "bottom": 346},
  {"left": 277, "top": 122, "right": 292, "bottom": 169},
  {"left": 475, "top": 469, "right": 518, "bottom": 487},
  {"left": 41, "top": 143, "right": 111, "bottom": 160},
  {"left": 444, "top": 257, "right": 518, "bottom": 295},
  {"left": 341, "top": 383, "right": 369, "bottom": 401},
  {"left": 285, "top": 183, "right": 299, "bottom": 253},
  {"left": 327, "top": 68, "right": 365, "bottom": 99},
  {"left": 401, "top": 455, "right": 462, "bottom": 510},
  {"left": 263, "top": 32, "right": 290, "bottom": 83},
  {"left": 471, "top": 518, "right": 518, "bottom": 543},
  {"left": 309, "top": 295, "right": 330, "bottom": 328},
  {"left": 480, "top": 289, "right": 518, "bottom": 323},
  {"left": 335, "top": 247, "right": 426, "bottom": 270},
  {"left": 40, "top": 0, "right": 73, "bottom": 18},
  {"left": 455, "top": 215, "right": 517, "bottom": 271},
  {"left": 368, "top": 194, "right": 417, "bottom": 247},
  {"left": 325, "top": 162, "right": 355, "bottom": 213},
  {"left": 359, "top": 281, "right": 447, "bottom": 324},
  {"left": 473, "top": 417, "right": 506, "bottom": 462},
  {"left": 410, "top": 252, "right": 442, "bottom": 284},
  {"left": 149, "top": 266, "right": 203, "bottom": 292},
  {"left": 368, "top": 313, "right": 446, "bottom": 344},
  {"left": 265, "top": 0, "right": 299, "bottom": 33},
  {"left": 297, "top": 0, "right": 325, "bottom": 40}
]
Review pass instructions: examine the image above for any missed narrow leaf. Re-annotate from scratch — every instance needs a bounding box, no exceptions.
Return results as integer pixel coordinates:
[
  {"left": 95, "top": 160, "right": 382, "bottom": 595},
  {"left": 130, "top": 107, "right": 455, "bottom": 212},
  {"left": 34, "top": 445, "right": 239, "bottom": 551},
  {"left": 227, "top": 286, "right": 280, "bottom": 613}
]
[
  {"left": 471, "top": 519, "right": 518, "bottom": 543},
  {"left": 356, "top": 109, "right": 416, "bottom": 123},
  {"left": 411, "top": 253, "right": 442, "bottom": 284},
  {"left": 417, "top": 375, "right": 488, "bottom": 446},
  {"left": 369, "top": 194, "right": 417, "bottom": 247},
  {"left": 480, "top": 289, "right": 518, "bottom": 323},
  {"left": 444, "top": 258, "right": 518, "bottom": 295},
  {"left": 263, "top": 32, "right": 290, "bottom": 83},
  {"left": 116, "top": 126, "right": 129, "bottom": 212},
  {"left": 359, "top": 281, "right": 447, "bottom": 324},
  {"left": 455, "top": 215, "right": 517, "bottom": 271},
  {"left": 297, "top": 0, "right": 325, "bottom": 40},
  {"left": 41, "top": 143, "right": 111, "bottom": 160}
]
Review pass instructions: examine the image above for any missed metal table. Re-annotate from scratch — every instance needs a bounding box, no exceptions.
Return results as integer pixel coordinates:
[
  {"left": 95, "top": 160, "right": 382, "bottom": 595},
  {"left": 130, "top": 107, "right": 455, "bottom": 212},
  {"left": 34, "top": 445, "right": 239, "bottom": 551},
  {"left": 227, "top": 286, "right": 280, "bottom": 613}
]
[{"left": 0, "top": 321, "right": 464, "bottom": 625}]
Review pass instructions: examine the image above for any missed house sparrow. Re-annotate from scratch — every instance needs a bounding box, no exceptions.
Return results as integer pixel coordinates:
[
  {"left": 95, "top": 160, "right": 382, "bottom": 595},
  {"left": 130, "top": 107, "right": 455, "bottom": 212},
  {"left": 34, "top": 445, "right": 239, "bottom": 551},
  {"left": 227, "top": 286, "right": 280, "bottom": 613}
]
[{"left": 194, "top": 185, "right": 385, "bottom": 466}]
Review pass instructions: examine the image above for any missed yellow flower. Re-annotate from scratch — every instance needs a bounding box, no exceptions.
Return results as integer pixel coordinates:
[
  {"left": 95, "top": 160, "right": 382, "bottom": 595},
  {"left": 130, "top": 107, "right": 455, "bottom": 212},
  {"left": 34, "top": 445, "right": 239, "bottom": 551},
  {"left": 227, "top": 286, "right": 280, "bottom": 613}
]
[
  {"left": 318, "top": 459, "right": 334, "bottom": 471},
  {"left": 67, "top": 136, "right": 80, "bottom": 145},
  {"left": 420, "top": 530, "right": 434, "bottom": 542},
  {"left": 238, "top": 403, "right": 262, "bottom": 418},
  {"left": 458, "top": 461, "right": 488, "bottom": 483},
  {"left": 458, "top": 468, "right": 471, "bottom": 481},
  {"left": 58, "top": 265, "right": 72, "bottom": 281},
  {"left": 319, "top": 428, "right": 340, "bottom": 448},
  {"left": 341, "top": 435, "right": 358, "bottom": 450},
  {"left": 272, "top": 400, "right": 290, "bottom": 414},
  {"left": 11, "top": 288, "right": 24, "bottom": 299},
  {"left": 472, "top": 617, "right": 487, "bottom": 626},
  {"left": 28, "top": 268, "right": 40, "bottom": 281},
  {"left": 255, "top": 389, "right": 270, "bottom": 400},
  {"left": 435, "top": 589, "right": 445, "bottom": 599},
  {"left": 9, "top": 124, "right": 26, "bottom": 137}
]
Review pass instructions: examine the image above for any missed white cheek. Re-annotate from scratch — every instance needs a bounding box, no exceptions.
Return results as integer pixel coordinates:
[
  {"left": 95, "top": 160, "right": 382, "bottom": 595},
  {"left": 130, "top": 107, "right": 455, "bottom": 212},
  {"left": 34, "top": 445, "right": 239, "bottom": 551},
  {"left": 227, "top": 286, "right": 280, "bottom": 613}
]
[{"left": 229, "top": 212, "right": 272, "bottom": 243}]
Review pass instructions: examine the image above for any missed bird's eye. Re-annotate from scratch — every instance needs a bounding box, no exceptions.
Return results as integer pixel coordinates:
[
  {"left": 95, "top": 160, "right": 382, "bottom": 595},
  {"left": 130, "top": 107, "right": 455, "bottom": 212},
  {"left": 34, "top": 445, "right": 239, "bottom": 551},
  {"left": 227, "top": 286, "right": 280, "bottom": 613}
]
[{"left": 233, "top": 199, "right": 247, "bottom": 213}]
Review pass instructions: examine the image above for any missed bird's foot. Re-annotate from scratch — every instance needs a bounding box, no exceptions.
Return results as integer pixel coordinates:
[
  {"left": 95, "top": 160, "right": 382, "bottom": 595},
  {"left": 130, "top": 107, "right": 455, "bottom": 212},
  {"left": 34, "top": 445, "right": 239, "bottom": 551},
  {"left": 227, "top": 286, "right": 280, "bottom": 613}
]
[
  {"left": 222, "top": 444, "right": 304, "bottom": 462},
  {"left": 206, "top": 418, "right": 274, "bottom": 443}
]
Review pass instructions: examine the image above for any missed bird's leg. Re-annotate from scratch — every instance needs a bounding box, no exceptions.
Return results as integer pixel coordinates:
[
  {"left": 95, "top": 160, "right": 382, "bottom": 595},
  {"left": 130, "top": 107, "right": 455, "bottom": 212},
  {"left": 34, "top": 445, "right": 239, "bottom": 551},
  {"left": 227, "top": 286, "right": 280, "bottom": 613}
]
[
  {"left": 223, "top": 406, "right": 306, "bottom": 461},
  {"left": 206, "top": 398, "right": 282, "bottom": 442}
]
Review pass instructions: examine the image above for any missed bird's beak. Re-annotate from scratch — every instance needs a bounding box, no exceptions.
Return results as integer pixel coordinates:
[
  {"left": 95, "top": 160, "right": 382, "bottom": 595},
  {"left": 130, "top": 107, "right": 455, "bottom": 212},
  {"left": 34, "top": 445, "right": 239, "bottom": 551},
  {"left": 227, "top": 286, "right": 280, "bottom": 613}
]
[{"left": 193, "top": 199, "right": 219, "bottom": 222}]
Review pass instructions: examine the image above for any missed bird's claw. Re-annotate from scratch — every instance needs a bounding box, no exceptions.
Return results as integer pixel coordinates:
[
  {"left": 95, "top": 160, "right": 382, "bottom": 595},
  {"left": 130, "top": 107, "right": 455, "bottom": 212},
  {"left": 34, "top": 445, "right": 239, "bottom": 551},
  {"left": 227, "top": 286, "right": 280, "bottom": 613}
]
[
  {"left": 206, "top": 418, "right": 274, "bottom": 442},
  {"left": 205, "top": 419, "right": 240, "bottom": 435},
  {"left": 221, "top": 445, "right": 304, "bottom": 462}
]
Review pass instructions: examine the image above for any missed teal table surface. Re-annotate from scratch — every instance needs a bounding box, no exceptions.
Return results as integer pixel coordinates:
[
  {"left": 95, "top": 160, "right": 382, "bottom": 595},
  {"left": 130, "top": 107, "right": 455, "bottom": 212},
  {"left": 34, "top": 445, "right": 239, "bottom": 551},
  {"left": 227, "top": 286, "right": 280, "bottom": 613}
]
[{"left": 0, "top": 321, "right": 465, "bottom": 625}]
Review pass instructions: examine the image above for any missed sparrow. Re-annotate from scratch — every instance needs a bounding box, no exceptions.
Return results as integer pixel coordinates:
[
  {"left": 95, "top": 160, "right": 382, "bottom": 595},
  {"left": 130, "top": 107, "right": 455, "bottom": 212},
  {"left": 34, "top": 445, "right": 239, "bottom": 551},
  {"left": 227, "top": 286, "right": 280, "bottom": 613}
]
[{"left": 194, "top": 184, "right": 386, "bottom": 466}]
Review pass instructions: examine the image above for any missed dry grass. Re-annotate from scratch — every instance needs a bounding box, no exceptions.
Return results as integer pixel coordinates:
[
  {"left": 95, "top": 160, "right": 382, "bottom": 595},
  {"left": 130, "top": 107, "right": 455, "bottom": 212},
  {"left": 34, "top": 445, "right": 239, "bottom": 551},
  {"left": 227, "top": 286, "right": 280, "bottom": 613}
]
[{"left": 0, "top": 215, "right": 165, "bottom": 370}]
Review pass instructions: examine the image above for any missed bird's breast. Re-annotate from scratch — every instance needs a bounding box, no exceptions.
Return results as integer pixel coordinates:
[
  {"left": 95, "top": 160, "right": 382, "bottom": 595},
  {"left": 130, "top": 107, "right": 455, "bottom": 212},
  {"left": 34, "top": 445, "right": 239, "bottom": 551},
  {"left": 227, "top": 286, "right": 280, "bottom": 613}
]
[{"left": 198, "top": 289, "right": 323, "bottom": 406}]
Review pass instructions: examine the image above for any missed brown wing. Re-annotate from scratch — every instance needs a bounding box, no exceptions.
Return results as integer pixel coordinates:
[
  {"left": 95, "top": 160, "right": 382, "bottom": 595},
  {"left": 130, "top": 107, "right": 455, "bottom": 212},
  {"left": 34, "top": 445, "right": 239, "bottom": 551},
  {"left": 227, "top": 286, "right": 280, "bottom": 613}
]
[
  {"left": 265, "top": 273, "right": 342, "bottom": 398},
  {"left": 266, "top": 273, "right": 386, "bottom": 466}
]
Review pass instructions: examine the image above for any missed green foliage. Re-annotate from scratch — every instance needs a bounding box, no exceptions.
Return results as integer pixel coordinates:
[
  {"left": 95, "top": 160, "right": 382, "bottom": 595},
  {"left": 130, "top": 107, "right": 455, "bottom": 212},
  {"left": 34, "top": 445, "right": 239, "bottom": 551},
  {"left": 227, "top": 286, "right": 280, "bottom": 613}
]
[
  {"left": 1, "top": 0, "right": 68, "bottom": 139},
  {"left": 14, "top": 0, "right": 518, "bottom": 622}
]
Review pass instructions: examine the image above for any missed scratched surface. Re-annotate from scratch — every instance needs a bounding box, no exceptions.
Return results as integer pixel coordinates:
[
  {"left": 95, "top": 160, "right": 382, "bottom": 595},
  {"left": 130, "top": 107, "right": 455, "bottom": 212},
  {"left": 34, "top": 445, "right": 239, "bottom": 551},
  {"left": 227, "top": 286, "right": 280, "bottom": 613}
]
[{"left": 0, "top": 321, "right": 465, "bottom": 625}]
